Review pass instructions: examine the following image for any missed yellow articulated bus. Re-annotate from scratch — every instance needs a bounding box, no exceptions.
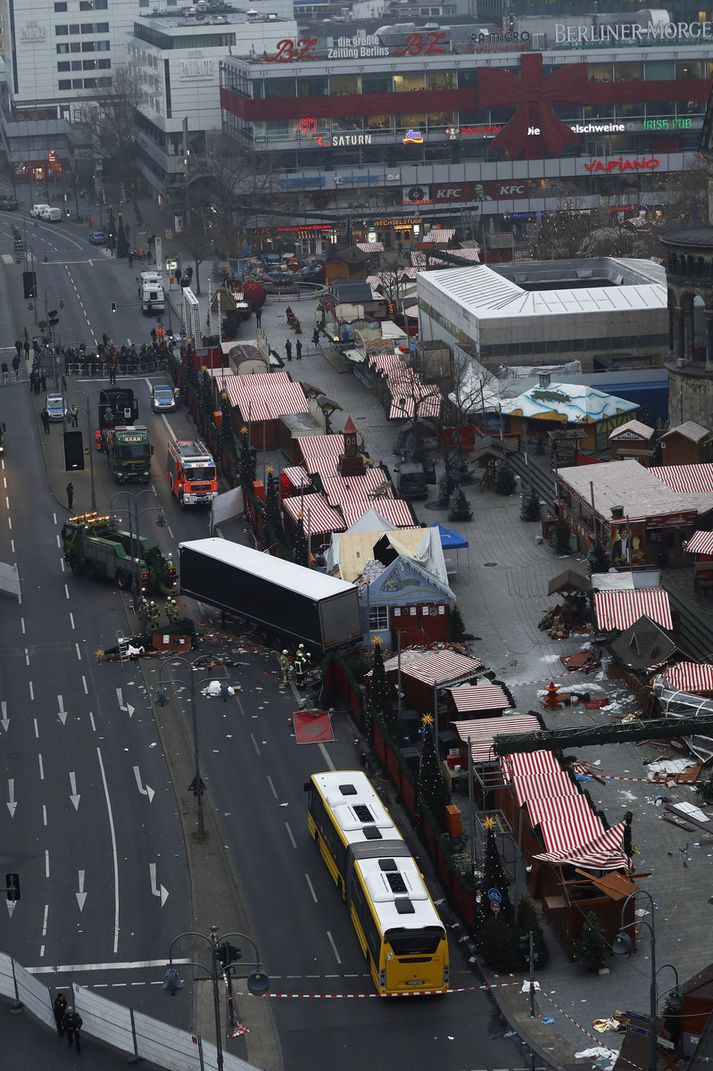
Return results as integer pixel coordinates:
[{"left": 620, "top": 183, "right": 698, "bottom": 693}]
[{"left": 305, "top": 770, "right": 449, "bottom": 996}]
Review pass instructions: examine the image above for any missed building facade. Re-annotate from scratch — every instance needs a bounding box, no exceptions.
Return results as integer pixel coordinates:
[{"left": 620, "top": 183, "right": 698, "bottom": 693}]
[
  {"left": 127, "top": 3, "right": 297, "bottom": 198},
  {"left": 220, "top": 10, "right": 713, "bottom": 245}
]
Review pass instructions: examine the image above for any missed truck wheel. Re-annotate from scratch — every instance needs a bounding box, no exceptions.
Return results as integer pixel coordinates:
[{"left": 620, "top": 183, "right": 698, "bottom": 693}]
[
  {"left": 70, "top": 557, "right": 84, "bottom": 575},
  {"left": 117, "top": 571, "right": 130, "bottom": 590}
]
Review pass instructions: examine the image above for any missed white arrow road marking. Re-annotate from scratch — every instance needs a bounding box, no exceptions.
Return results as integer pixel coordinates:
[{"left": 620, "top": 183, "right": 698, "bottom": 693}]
[
  {"left": 57, "top": 695, "right": 67, "bottom": 726},
  {"left": 69, "top": 772, "right": 81, "bottom": 811},
  {"left": 6, "top": 778, "right": 16, "bottom": 818},
  {"left": 75, "top": 870, "right": 87, "bottom": 912},
  {"left": 116, "top": 687, "right": 134, "bottom": 719},
  {"left": 133, "top": 766, "right": 155, "bottom": 803},
  {"left": 6, "top": 900, "right": 16, "bottom": 918},
  {"left": 1, "top": 701, "right": 9, "bottom": 733},
  {"left": 149, "top": 863, "right": 169, "bottom": 907}
]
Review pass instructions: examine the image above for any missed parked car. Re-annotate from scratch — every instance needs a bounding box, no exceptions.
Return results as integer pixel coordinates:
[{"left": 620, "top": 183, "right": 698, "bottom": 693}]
[
  {"left": 151, "top": 384, "right": 177, "bottom": 412},
  {"left": 0, "top": 196, "right": 18, "bottom": 211},
  {"left": 31, "top": 203, "right": 50, "bottom": 218},
  {"left": 45, "top": 392, "right": 67, "bottom": 422},
  {"left": 39, "top": 206, "right": 61, "bottom": 222},
  {"left": 88, "top": 229, "right": 106, "bottom": 245}
]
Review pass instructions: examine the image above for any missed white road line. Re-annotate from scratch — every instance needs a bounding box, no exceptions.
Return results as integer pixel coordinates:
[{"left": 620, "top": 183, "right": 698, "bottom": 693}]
[
  {"left": 59, "top": 558, "right": 65, "bottom": 573},
  {"left": 38, "top": 754, "right": 44, "bottom": 780},
  {"left": 56, "top": 534, "right": 61, "bottom": 548},
  {"left": 89, "top": 712, "right": 96, "bottom": 732},
  {"left": 161, "top": 414, "right": 176, "bottom": 441},
  {"left": 42, "top": 904, "right": 48, "bottom": 937},
  {"left": 24, "top": 648, "right": 30, "bottom": 666},
  {"left": 33, "top": 718, "right": 39, "bottom": 739},
  {"left": 250, "top": 733, "right": 261, "bottom": 756},
  {"left": 96, "top": 746, "right": 120, "bottom": 955},
  {"left": 27, "top": 957, "right": 193, "bottom": 975},
  {"left": 29, "top": 681, "right": 34, "bottom": 700},
  {"left": 10, "top": 539, "right": 15, "bottom": 554},
  {"left": 42, "top": 805, "right": 47, "bottom": 827},
  {"left": 318, "top": 741, "right": 335, "bottom": 771},
  {"left": 40, "top": 945, "right": 45, "bottom": 958},
  {"left": 53, "top": 513, "right": 57, "bottom": 525},
  {"left": 20, "top": 617, "right": 25, "bottom": 635},
  {"left": 75, "top": 643, "right": 81, "bottom": 660},
  {"left": 284, "top": 821, "right": 297, "bottom": 849},
  {"left": 82, "top": 675, "right": 88, "bottom": 695},
  {"left": 266, "top": 774, "right": 278, "bottom": 799},
  {"left": 5, "top": 496, "right": 8, "bottom": 509},
  {"left": 69, "top": 612, "right": 75, "bottom": 630},
  {"left": 44, "top": 850, "right": 50, "bottom": 878},
  {"left": 7, "top": 516, "right": 11, "bottom": 530},
  {"left": 167, "top": 525, "right": 174, "bottom": 538},
  {"left": 305, "top": 873, "right": 318, "bottom": 904},
  {"left": 64, "top": 584, "right": 70, "bottom": 600},
  {"left": 326, "top": 931, "right": 342, "bottom": 964}
]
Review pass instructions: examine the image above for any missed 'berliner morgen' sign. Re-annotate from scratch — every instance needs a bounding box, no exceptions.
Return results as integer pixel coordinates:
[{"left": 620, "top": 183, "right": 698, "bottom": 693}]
[{"left": 555, "top": 20, "right": 713, "bottom": 43}]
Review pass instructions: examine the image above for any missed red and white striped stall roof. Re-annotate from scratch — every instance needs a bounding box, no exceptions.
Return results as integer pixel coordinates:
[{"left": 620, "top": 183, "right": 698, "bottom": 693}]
[
  {"left": 664, "top": 661, "right": 713, "bottom": 695},
  {"left": 339, "top": 497, "right": 415, "bottom": 528},
  {"left": 685, "top": 530, "right": 713, "bottom": 556},
  {"left": 323, "top": 469, "right": 393, "bottom": 503},
  {"left": 298, "top": 434, "right": 347, "bottom": 476},
  {"left": 593, "top": 588, "right": 673, "bottom": 632},
  {"left": 530, "top": 797, "right": 604, "bottom": 853},
  {"left": 282, "top": 493, "right": 345, "bottom": 538},
  {"left": 381, "top": 649, "right": 484, "bottom": 687},
  {"left": 282, "top": 466, "right": 312, "bottom": 490},
  {"left": 369, "top": 354, "right": 403, "bottom": 376},
  {"left": 510, "top": 772, "right": 578, "bottom": 807},
  {"left": 222, "top": 372, "right": 310, "bottom": 423},
  {"left": 452, "top": 714, "right": 540, "bottom": 763},
  {"left": 422, "top": 228, "right": 456, "bottom": 242},
  {"left": 533, "top": 819, "right": 631, "bottom": 872},
  {"left": 650, "top": 463, "right": 713, "bottom": 495},
  {"left": 449, "top": 684, "right": 510, "bottom": 713},
  {"left": 388, "top": 386, "right": 442, "bottom": 421},
  {"left": 501, "top": 750, "right": 560, "bottom": 779}
]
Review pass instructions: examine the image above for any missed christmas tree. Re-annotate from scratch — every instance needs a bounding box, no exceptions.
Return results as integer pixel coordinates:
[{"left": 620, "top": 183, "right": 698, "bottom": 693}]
[
  {"left": 520, "top": 484, "right": 541, "bottom": 522},
  {"left": 116, "top": 216, "right": 129, "bottom": 259},
  {"left": 573, "top": 911, "right": 610, "bottom": 972},
  {"left": 553, "top": 517, "right": 572, "bottom": 554},
  {"left": 264, "top": 468, "right": 284, "bottom": 544},
  {"left": 587, "top": 539, "right": 610, "bottom": 574},
  {"left": 448, "top": 486, "right": 473, "bottom": 522},
  {"left": 449, "top": 605, "right": 466, "bottom": 642},
  {"left": 238, "top": 427, "right": 256, "bottom": 488},
  {"left": 293, "top": 513, "right": 308, "bottom": 567},
  {"left": 218, "top": 391, "right": 235, "bottom": 453},
  {"left": 418, "top": 723, "right": 451, "bottom": 829},
  {"left": 481, "top": 816, "right": 512, "bottom": 922},
  {"left": 200, "top": 368, "right": 213, "bottom": 418},
  {"left": 495, "top": 462, "right": 516, "bottom": 496},
  {"left": 367, "top": 635, "right": 395, "bottom": 731}
]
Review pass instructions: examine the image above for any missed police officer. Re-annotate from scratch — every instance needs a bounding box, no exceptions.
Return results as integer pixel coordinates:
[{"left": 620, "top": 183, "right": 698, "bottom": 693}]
[
  {"left": 279, "top": 649, "right": 291, "bottom": 687},
  {"left": 53, "top": 992, "right": 67, "bottom": 1036}
]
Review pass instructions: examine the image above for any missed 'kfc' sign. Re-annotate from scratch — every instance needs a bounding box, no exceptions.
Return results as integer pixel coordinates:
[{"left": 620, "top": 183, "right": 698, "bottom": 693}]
[
  {"left": 430, "top": 181, "right": 529, "bottom": 202},
  {"left": 481, "top": 181, "right": 529, "bottom": 199},
  {"left": 432, "top": 183, "right": 476, "bottom": 202}
]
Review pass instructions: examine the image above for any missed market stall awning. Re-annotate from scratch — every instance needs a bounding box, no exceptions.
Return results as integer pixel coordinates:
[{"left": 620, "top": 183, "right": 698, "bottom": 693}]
[
  {"left": 448, "top": 684, "right": 510, "bottom": 714},
  {"left": 593, "top": 588, "right": 673, "bottom": 632},
  {"left": 453, "top": 714, "right": 540, "bottom": 763},
  {"left": 436, "top": 523, "right": 469, "bottom": 550},
  {"left": 509, "top": 771, "right": 578, "bottom": 807},
  {"left": 382, "top": 648, "right": 484, "bottom": 687},
  {"left": 282, "top": 493, "right": 345, "bottom": 538},
  {"left": 533, "top": 818, "right": 631, "bottom": 872},
  {"left": 686, "top": 530, "right": 713, "bottom": 556},
  {"left": 501, "top": 749, "right": 560, "bottom": 779},
  {"left": 528, "top": 796, "right": 604, "bottom": 853},
  {"left": 664, "top": 661, "right": 713, "bottom": 695}
]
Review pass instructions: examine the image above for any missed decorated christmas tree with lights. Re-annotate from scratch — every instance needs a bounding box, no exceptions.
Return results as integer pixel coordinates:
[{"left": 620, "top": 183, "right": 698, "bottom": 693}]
[
  {"left": 293, "top": 514, "right": 308, "bottom": 567},
  {"left": 264, "top": 467, "right": 284, "bottom": 545},
  {"left": 481, "top": 816, "right": 512, "bottom": 923},
  {"left": 366, "top": 636, "right": 395, "bottom": 735},
  {"left": 417, "top": 718, "right": 451, "bottom": 830}
]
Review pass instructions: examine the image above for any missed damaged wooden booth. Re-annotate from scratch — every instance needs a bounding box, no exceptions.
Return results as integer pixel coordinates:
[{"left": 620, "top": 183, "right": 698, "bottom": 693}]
[{"left": 454, "top": 715, "right": 639, "bottom": 957}]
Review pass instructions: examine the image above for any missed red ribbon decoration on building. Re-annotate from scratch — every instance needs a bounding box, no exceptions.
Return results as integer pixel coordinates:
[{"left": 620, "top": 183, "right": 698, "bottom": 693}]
[{"left": 477, "top": 53, "right": 589, "bottom": 160}]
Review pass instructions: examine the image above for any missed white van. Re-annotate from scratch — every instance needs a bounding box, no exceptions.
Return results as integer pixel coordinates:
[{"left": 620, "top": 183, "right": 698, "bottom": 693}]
[
  {"left": 39, "top": 206, "right": 61, "bottom": 222},
  {"left": 31, "top": 203, "right": 50, "bottom": 218}
]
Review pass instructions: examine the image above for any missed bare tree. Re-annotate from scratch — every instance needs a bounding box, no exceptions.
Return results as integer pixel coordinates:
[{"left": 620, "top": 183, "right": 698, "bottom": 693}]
[
  {"left": 180, "top": 210, "right": 214, "bottom": 296},
  {"left": 530, "top": 196, "right": 597, "bottom": 260},
  {"left": 75, "top": 66, "right": 139, "bottom": 205},
  {"left": 389, "top": 362, "right": 442, "bottom": 426},
  {"left": 204, "top": 132, "right": 285, "bottom": 249}
]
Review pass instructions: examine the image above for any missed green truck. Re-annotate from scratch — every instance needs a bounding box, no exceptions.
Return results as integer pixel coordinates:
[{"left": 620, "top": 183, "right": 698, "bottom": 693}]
[
  {"left": 62, "top": 512, "right": 177, "bottom": 595},
  {"left": 100, "top": 424, "right": 153, "bottom": 483}
]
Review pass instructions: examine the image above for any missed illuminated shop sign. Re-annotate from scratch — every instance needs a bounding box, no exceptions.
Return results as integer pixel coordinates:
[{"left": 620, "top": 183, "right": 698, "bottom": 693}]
[
  {"left": 570, "top": 122, "right": 625, "bottom": 134},
  {"left": 584, "top": 156, "right": 660, "bottom": 173},
  {"left": 264, "top": 30, "right": 446, "bottom": 62},
  {"left": 446, "top": 125, "right": 503, "bottom": 139},
  {"left": 471, "top": 29, "right": 531, "bottom": 44},
  {"left": 555, "top": 20, "right": 713, "bottom": 44},
  {"left": 643, "top": 117, "right": 693, "bottom": 130},
  {"left": 403, "top": 129, "right": 424, "bottom": 144},
  {"left": 373, "top": 217, "right": 421, "bottom": 227},
  {"left": 277, "top": 224, "right": 332, "bottom": 232},
  {"left": 403, "top": 185, "right": 431, "bottom": 204}
]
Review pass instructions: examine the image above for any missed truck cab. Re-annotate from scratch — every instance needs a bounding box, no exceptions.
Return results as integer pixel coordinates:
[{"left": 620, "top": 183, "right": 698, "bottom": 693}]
[
  {"left": 167, "top": 439, "right": 218, "bottom": 505},
  {"left": 103, "top": 425, "right": 153, "bottom": 483},
  {"left": 138, "top": 270, "right": 165, "bottom": 315}
]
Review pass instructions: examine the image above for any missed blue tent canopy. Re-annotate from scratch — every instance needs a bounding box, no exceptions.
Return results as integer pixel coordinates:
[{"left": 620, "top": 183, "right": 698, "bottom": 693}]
[{"left": 436, "top": 523, "right": 469, "bottom": 550}]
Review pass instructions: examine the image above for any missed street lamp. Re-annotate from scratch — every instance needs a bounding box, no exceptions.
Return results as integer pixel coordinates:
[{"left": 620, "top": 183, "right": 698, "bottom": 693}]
[
  {"left": 64, "top": 387, "right": 105, "bottom": 513},
  {"left": 612, "top": 890, "right": 682, "bottom": 1071},
  {"left": 164, "top": 926, "right": 269, "bottom": 1071},
  {"left": 154, "top": 655, "right": 237, "bottom": 838}
]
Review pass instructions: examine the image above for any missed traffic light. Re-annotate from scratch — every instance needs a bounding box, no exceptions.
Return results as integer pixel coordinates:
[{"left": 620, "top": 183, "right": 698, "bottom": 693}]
[
  {"left": 6, "top": 873, "right": 20, "bottom": 902},
  {"left": 518, "top": 934, "right": 530, "bottom": 967},
  {"left": 163, "top": 967, "right": 184, "bottom": 995},
  {"left": 48, "top": 309, "right": 59, "bottom": 329},
  {"left": 23, "top": 271, "right": 37, "bottom": 299},
  {"left": 216, "top": 942, "right": 242, "bottom": 968}
]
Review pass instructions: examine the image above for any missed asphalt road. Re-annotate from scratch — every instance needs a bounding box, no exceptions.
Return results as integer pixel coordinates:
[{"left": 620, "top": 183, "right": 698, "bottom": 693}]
[{"left": 0, "top": 215, "right": 530, "bottom": 1071}]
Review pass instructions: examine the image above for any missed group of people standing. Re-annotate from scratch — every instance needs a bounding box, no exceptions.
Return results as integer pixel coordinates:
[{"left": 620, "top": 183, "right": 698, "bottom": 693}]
[
  {"left": 279, "top": 643, "right": 312, "bottom": 687},
  {"left": 53, "top": 993, "right": 83, "bottom": 1052}
]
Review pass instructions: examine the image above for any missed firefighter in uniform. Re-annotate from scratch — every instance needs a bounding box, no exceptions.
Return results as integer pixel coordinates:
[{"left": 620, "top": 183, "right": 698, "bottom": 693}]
[{"left": 279, "top": 650, "right": 291, "bottom": 687}]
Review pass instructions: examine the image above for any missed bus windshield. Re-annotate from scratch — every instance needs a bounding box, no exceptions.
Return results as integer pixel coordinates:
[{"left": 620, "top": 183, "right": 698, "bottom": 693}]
[
  {"left": 386, "top": 927, "right": 445, "bottom": 956},
  {"left": 185, "top": 466, "right": 215, "bottom": 482}
]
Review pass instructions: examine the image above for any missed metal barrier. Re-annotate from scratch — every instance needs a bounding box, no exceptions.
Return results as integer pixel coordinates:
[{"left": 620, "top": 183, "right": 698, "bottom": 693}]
[{"left": 0, "top": 951, "right": 258, "bottom": 1071}]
